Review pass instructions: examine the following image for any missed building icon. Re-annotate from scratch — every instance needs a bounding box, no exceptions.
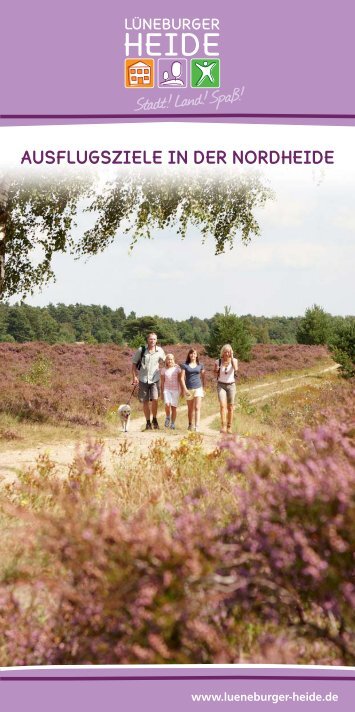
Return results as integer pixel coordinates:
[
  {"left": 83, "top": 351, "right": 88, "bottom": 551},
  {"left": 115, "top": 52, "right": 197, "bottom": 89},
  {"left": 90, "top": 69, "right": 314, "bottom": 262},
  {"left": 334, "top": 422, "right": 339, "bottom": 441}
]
[{"left": 125, "top": 59, "right": 154, "bottom": 88}]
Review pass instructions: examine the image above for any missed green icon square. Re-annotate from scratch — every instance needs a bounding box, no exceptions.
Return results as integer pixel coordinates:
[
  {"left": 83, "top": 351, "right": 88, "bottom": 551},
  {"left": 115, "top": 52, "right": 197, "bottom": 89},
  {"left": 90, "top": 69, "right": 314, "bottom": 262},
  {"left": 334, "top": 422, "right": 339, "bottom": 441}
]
[{"left": 190, "top": 58, "right": 220, "bottom": 88}]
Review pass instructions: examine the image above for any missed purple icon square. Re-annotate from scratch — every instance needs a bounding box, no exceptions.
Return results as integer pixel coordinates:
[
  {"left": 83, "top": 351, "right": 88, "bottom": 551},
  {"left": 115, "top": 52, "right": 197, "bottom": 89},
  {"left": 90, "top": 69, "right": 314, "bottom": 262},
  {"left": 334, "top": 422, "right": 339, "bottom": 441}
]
[{"left": 157, "top": 58, "right": 187, "bottom": 88}]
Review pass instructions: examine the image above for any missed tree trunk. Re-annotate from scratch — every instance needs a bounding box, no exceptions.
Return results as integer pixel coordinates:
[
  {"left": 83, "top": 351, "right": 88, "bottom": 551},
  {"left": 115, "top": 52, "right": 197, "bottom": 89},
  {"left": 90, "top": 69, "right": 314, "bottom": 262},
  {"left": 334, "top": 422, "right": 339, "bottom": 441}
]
[
  {"left": 0, "top": 176, "right": 10, "bottom": 298},
  {"left": 0, "top": 216, "right": 6, "bottom": 297}
]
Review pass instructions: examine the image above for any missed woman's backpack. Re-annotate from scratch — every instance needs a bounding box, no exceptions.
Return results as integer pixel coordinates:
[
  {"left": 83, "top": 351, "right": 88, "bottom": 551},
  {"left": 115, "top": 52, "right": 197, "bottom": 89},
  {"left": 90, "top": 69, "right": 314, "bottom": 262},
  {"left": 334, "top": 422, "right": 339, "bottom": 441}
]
[{"left": 217, "top": 357, "right": 238, "bottom": 379}]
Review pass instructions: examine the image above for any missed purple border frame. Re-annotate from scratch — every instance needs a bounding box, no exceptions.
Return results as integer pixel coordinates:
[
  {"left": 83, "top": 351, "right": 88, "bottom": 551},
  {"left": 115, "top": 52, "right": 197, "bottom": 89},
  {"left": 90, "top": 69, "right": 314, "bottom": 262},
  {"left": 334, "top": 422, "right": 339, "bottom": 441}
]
[
  {"left": 2, "top": 114, "right": 355, "bottom": 120},
  {"left": 1, "top": 675, "right": 354, "bottom": 681}
]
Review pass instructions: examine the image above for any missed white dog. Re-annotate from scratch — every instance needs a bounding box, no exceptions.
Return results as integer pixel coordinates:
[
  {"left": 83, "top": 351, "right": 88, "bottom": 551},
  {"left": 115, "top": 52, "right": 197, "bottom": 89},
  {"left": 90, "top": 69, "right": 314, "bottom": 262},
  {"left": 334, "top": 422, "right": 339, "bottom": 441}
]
[{"left": 117, "top": 404, "right": 131, "bottom": 432}]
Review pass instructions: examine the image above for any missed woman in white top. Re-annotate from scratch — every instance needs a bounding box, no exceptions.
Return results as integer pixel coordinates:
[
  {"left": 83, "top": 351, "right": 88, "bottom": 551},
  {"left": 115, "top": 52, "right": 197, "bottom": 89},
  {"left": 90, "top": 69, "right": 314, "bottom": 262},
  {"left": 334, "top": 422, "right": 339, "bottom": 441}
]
[{"left": 214, "top": 343, "right": 238, "bottom": 434}]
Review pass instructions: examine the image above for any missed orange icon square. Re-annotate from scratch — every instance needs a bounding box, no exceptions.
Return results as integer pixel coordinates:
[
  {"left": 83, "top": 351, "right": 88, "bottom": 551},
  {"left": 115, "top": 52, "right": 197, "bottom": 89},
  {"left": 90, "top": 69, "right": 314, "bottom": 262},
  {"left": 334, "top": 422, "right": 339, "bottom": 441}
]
[{"left": 125, "top": 58, "right": 155, "bottom": 88}]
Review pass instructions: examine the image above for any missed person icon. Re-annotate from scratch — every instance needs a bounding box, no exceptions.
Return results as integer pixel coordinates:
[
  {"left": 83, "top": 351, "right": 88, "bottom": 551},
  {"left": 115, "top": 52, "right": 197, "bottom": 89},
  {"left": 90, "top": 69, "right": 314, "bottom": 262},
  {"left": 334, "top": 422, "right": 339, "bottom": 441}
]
[
  {"left": 195, "top": 60, "right": 216, "bottom": 86},
  {"left": 160, "top": 61, "right": 185, "bottom": 87}
]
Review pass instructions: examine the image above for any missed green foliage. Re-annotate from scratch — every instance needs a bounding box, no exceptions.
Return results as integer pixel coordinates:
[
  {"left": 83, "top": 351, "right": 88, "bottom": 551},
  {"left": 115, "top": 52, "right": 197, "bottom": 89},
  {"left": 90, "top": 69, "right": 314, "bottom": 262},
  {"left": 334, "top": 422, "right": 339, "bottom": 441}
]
[
  {"left": 81, "top": 173, "right": 273, "bottom": 256},
  {"left": 257, "top": 325, "right": 270, "bottom": 344},
  {"left": 330, "top": 320, "right": 355, "bottom": 378},
  {"left": 122, "top": 315, "right": 180, "bottom": 346},
  {"left": 3, "top": 176, "right": 91, "bottom": 297},
  {"left": 111, "top": 330, "right": 125, "bottom": 346},
  {"left": 296, "top": 306, "right": 354, "bottom": 379},
  {"left": 123, "top": 316, "right": 160, "bottom": 345},
  {"left": 206, "top": 307, "right": 253, "bottom": 361},
  {"left": 332, "top": 348, "right": 355, "bottom": 379},
  {"left": 296, "top": 304, "right": 332, "bottom": 345},
  {"left": 7, "top": 305, "right": 35, "bottom": 341},
  {"left": 245, "top": 315, "right": 301, "bottom": 344},
  {"left": 22, "top": 356, "right": 53, "bottom": 387},
  {"left": 1, "top": 302, "right": 353, "bottom": 349},
  {"left": 176, "top": 317, "right": 210, "bottom": 344},
  {"left": 1, "top": 173, "right": 273, "bottom": 299},
  {"left": 237, "top": 393, "right": 257, "bottom": 416},
  {"left": 0, "top": 303, "right": 9, "bottom": 340},
  {"left": 128, "top": 332, "right": 147, "bottom": 349},
  {"left": 57, "top": 323, "right": 76, "bottom": 343}
]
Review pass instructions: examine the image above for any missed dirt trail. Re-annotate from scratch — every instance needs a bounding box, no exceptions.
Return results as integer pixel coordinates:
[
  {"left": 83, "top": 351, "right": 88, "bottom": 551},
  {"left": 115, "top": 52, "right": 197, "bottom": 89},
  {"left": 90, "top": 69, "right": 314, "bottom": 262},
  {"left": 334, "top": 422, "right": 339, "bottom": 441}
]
[
  {"left": 192, "top": 364, "right": 338, "bottom": 437},
  {"left": 0, "top": 364, "right": 338, "bottom": 480}
]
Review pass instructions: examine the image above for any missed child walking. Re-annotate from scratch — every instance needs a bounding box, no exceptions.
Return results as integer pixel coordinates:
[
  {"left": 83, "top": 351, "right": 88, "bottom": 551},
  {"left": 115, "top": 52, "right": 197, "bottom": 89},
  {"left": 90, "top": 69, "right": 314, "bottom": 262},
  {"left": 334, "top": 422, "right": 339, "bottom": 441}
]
[{"left": 160, "top": 354, "right": 182, "bottom": 430}]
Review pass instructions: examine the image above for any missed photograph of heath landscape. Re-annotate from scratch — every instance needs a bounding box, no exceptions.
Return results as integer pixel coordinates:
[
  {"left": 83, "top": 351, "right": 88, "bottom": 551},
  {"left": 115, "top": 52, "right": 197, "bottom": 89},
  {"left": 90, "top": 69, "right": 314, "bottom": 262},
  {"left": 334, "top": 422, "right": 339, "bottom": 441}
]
[{"left": 0, "top": 166, "right": 354, "bottom": 666}]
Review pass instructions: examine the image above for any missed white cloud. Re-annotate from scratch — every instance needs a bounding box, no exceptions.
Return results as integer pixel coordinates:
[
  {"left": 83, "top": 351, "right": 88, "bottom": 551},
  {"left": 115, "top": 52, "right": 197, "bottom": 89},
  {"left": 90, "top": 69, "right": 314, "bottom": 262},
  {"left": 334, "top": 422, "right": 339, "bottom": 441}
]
[
  {"left": 332, "top": 209, "right": 355, "bottom": 232},
  {"left": 236, "top": 242, "right": 328, "bottom": 269},
  {"left": 260, "top": 195, "right": 315, "bottom": 228}
]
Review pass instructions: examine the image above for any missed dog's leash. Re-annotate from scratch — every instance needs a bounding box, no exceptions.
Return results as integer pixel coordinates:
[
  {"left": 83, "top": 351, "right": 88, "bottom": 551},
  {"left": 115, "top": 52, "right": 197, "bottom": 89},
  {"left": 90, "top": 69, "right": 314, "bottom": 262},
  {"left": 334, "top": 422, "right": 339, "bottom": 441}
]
[{"left": 127, "top": 382, "right": 138, "bottom": 404}]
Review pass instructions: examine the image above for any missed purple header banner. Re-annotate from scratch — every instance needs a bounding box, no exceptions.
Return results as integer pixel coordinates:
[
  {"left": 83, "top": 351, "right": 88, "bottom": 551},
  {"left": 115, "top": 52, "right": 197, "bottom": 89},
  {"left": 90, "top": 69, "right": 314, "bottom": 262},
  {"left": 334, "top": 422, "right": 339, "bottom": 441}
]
[{"left": 1, "top": 0, "right": 355, "bottom": 125}]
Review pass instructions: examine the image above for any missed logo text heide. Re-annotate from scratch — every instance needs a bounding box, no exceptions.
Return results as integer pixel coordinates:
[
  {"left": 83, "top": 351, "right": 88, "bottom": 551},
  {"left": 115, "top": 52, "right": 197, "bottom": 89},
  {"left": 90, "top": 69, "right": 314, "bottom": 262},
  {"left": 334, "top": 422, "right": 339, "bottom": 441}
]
[{"left": 124, "top": 19, "right": 220, "bottom": 58}]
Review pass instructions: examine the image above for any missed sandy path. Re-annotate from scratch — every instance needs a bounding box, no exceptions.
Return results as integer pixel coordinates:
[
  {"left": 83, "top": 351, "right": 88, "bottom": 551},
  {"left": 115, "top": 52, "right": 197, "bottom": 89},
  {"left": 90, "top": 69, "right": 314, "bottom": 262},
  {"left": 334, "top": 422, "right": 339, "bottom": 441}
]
[
  {"left": 191, "top": 364, "right": 338, "bottom": 436},
  {"left": 0, "top": 364, "right": 338, "bottom": 480}
]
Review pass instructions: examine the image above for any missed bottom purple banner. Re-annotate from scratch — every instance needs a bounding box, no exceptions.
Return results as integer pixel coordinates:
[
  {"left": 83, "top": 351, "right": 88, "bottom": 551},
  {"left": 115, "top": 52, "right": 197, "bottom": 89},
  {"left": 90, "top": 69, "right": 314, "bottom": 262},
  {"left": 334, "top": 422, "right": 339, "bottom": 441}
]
[{"left": 0, "top": 668, "right": 354, "bottom": 712}]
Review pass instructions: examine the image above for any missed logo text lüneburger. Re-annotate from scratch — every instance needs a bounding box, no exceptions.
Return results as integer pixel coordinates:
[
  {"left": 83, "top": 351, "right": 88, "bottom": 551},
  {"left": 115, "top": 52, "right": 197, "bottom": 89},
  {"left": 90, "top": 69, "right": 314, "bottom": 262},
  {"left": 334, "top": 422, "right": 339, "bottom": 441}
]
[{"left": 124, "top": 17, "right": 220, "bottom": 57}]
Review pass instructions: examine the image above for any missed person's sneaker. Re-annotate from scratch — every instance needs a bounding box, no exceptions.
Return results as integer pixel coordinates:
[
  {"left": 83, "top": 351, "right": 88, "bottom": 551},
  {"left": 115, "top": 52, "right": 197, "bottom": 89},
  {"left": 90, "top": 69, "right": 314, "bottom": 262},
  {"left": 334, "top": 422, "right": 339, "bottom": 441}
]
[
  {"left": 170, "top": 422, "right": 176, "bottom": 430},
  {"left": 227, "top": 426, "right": 233, "bottom": 434},
  {"left": 187, "top": 424, "right": 193, "bottom": 431},
  {"left": 165, "top": 417, "right": 170, "bottom": 427},
  {"left": 152, "top": 417, "right": 160, "bottom": 430},
  {"left": 194, "top": 426, "right": 200, "bottom": 432},
  {"left": 145, "top": 421, "right": 152, "bottom": 430}
]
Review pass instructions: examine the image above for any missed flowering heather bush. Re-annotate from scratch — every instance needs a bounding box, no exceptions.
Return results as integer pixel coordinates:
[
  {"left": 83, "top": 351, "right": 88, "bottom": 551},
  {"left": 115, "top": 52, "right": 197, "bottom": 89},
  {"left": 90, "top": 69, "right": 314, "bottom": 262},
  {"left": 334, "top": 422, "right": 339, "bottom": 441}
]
[
  {"left": 312, "top": 382, "right": 355, "bottom": 428},
  {"left": 0, "top": 342, "right": 133, "bottom": 425},
  {"left": 220, "top": 405, "right": 355, "bottom": 663},
  {"left": 236, "top": 343, "right": 330, "bottom": 381},
  {"left": 0, "top": 497, "right": 228, "bottom": 665},
  {"left": 67, "top": 439, "right": 105, "bottom": 494},
  {"left": 163, "top": 343, "right": 330, "bottom": 383},
  {"left": 0, "top": 391, "right": 353, "bottom": 666},
  {"left": 0, "top": 342, "right": 330, "bottom": 425}
]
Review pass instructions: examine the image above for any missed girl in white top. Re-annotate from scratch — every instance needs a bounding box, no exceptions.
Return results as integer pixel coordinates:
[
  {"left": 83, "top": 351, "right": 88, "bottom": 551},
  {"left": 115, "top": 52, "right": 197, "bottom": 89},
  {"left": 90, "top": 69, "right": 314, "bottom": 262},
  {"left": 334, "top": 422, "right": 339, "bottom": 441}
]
[
  {"left": 214, "top": 343, "right": 238, "bottom": 434},
  {"left": 160, "top": 353, "right": 182, "bottom": 430}
]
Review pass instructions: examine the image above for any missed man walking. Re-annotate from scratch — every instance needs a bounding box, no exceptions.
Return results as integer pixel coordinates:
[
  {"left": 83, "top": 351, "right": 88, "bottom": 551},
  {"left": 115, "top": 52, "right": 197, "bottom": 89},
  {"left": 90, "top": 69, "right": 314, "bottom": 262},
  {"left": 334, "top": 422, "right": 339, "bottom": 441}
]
[{"left": 132, "top": 332, "right": 166, "bottom": 430}]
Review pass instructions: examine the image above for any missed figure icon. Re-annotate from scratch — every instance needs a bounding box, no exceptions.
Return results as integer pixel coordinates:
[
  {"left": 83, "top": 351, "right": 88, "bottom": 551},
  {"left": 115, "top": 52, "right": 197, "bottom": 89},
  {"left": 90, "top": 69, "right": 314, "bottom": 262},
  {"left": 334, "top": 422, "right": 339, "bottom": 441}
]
[
  {"left": 159, "top": 61, "right": 185, "bottom": 87},
  {"left": 190, "top": 58, "right": 220, "bottom": 88},
  {"left": 195, "top": 60, "right": 217, "bottom": 86}
]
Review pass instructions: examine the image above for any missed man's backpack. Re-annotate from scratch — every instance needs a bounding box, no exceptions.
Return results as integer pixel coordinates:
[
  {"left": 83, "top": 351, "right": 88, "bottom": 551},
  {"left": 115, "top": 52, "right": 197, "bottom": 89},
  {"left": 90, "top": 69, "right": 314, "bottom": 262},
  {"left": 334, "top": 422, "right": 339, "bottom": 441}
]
[{"left": 136, "top": 345, "right": 146, "bottom": 370}]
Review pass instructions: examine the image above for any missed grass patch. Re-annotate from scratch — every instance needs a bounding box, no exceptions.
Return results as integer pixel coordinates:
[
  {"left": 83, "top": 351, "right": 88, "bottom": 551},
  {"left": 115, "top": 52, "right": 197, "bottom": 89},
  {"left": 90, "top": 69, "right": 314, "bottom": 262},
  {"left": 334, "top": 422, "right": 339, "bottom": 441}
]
[
  {"left": 206, "top": 367, "right": 339, "bottom": 450},
  {"left": 0, "top": 413, "right": 117, "bottom": 452}
]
